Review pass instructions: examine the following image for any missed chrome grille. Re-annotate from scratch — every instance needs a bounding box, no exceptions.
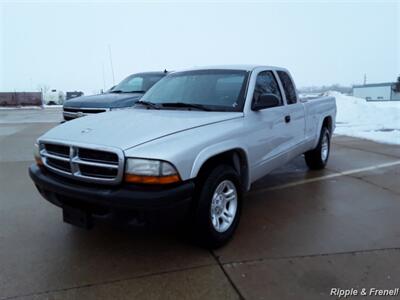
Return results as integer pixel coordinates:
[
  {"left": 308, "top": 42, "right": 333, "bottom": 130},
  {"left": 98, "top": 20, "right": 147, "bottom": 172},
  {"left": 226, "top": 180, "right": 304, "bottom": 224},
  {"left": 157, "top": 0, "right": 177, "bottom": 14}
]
[
  {"left": 63, "top": 107, "right": 109, "bottom": 120},
  {"left": 40, "top": 141, "right": 124, "bottom": 185}
]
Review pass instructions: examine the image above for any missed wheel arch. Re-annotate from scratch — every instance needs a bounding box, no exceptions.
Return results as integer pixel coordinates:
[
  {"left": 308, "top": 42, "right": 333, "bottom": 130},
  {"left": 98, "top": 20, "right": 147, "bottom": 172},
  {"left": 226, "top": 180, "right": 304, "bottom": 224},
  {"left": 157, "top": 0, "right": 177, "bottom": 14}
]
[
  {"left": 191, "top": 147, "right": 250, "bottom": 191},
  {"left": 322, "top": 115, "right": 333, "bottom": 135}
]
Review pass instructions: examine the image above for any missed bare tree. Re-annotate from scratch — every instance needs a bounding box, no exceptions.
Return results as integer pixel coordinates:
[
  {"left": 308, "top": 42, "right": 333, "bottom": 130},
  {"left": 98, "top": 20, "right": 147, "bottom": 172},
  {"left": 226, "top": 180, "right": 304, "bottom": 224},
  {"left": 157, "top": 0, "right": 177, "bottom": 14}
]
[{"left": 37, "top": 84, "right": 50, "bottom": 94}]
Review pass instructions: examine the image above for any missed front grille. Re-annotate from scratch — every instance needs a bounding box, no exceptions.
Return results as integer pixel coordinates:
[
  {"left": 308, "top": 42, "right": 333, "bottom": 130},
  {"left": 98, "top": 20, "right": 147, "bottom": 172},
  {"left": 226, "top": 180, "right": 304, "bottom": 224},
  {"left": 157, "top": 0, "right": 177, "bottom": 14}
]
[
  {"left": 45, "top": 144, "right": 69, "bottom": 157},
  {"left": 63, "top": 107, "right": 107, "bottom": 114},
  {"left": 47, "top": 157, "right": 70, "bottom": 172},
  {"left": 63, "top": 107, "right": 109, "bottom": 120},
  {"left": 79, "top": 164, "right": 118, "bottom": 178},
  {"left": 40, "top": 142, "right": 123, "bottom": 185},
  {"left": 78, "top": 148, "right": 118, "bottom": 164}
]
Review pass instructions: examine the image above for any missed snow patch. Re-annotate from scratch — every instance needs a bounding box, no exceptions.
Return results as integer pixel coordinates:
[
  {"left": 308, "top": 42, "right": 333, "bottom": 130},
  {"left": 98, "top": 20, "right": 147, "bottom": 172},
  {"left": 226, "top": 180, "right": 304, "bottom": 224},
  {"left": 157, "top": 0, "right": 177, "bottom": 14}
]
[{"left": 331, "top": 91, "right": 400, "bottom": 145}]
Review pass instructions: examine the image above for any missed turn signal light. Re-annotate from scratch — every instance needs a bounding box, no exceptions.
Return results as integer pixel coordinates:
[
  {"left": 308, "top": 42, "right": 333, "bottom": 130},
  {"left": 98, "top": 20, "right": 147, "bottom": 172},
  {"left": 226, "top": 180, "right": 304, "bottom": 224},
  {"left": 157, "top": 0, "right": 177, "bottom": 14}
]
[
  {"left": 124, "top": 174, "right": 181, "bottom": 184},
  {"left": 33, "top": 143, "right": 43, "bottom": 166}
]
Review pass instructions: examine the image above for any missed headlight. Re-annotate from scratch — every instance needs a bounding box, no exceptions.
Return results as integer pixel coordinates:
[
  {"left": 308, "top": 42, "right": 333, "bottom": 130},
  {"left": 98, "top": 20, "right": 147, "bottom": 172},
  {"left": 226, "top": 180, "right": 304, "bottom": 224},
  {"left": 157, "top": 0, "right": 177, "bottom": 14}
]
[
  {"left": 124, "top": 158, "right": 181, "bottom": 184},
  {"left": 33, "top": 143, "right": 43, "bottom": 166}
]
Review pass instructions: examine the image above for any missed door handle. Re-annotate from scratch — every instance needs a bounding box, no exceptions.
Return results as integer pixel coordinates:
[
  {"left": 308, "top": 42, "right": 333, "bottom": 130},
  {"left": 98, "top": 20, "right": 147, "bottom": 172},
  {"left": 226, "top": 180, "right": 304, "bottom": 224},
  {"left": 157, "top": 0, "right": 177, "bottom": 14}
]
[{"left": 284, "top": 115, "right": 291, "bottom": 123}]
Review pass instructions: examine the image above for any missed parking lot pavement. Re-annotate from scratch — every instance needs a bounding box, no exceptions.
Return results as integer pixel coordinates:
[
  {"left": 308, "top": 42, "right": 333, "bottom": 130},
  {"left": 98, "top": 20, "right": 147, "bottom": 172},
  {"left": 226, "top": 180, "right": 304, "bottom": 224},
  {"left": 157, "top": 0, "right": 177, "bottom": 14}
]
[
  {"left": 0, "top": 107, "right": 63, "bottom": 124},
  {"left": 0, "top": 113, "right": 399, "bottom": 299}
]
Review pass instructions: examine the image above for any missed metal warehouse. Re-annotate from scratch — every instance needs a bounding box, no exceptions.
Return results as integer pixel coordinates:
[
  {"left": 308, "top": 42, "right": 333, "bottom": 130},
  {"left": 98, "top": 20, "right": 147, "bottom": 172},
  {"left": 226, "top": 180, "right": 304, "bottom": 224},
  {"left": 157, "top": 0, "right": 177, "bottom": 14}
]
[{"left": 353, "top": 78, "right": 400, "bottom": 101}]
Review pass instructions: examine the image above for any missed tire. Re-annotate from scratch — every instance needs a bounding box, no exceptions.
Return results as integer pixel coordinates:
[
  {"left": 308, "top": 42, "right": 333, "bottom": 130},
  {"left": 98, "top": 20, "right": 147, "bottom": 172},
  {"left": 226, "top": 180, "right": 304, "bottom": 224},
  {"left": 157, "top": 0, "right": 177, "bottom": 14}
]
[
  {"left": 304, "top": 127, "right": 331, "bottom": 170},
  {"left": 192, "top": 164, "right": 242, "bottom": 249}
]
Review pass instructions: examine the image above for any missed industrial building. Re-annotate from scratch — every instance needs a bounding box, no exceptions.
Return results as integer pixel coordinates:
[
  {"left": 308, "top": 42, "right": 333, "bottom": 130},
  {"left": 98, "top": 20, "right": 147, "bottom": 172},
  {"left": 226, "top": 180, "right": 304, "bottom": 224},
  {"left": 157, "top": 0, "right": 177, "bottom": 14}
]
[{"left": 353, "top": 78, "right": 400, "bottom": 101}]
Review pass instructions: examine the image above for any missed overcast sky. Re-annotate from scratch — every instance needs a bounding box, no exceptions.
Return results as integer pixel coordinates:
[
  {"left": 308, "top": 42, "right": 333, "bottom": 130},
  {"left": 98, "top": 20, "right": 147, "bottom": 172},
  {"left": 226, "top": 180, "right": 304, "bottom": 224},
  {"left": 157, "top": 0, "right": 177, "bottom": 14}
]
[{"left": 0, "top": 0, "right": 399, "bottom": 93}]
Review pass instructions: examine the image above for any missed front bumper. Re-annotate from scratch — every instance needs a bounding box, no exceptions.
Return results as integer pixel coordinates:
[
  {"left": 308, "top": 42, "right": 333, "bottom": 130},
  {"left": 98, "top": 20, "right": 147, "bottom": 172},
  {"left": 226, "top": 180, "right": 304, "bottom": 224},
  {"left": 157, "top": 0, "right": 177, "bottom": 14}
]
[{"left": 29, "top": 164, "right": 195, "bottom": 224}]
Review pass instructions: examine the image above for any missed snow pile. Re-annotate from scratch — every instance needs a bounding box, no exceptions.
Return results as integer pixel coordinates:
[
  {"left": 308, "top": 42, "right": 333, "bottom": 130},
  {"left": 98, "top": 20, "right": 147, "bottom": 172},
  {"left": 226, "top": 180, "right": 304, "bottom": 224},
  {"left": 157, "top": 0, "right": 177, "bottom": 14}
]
[{"left": 330, "top": 91, "right": 400, "bottom": 145}]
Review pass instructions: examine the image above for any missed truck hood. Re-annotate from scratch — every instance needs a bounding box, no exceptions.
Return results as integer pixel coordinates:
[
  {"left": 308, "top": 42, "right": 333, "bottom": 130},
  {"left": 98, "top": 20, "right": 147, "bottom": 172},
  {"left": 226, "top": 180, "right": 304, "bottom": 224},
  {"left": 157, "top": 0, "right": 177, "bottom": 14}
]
[
  {"left": 40, "top": 109, "right": 244, "bottom": 150},
  {"left": 63, "top": 92, "right": 142, "bottom": 109}
]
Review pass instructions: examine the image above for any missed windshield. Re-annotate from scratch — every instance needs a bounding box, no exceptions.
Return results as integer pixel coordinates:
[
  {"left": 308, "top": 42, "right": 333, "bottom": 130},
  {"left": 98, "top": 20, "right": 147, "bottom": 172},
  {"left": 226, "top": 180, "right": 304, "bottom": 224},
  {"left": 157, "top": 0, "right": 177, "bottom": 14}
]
[
  {"left": 110, "top": 73, "right": 165, "bottom": 93},
  {"left": 140, "top": 70, "right": 249, "bottom": 111}
]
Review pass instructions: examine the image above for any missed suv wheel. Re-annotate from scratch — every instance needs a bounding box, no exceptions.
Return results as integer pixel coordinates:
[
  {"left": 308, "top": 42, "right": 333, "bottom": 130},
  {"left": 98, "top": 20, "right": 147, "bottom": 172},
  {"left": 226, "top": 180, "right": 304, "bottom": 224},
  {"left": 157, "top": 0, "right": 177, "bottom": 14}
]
[
  {"left": 193, "top": 165, "right": 242, "bottom": 248},
  {"left": 304, "top": 127, "right": 331, "bottom": 170}
]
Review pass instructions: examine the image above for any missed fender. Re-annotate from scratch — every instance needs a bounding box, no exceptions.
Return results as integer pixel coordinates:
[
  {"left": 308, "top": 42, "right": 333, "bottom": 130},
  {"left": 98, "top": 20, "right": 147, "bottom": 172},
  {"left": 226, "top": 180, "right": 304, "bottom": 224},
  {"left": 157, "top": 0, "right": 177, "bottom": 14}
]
[
  {"left": 190, "top": 140, "right": 251, "bottom": 190},
  {"left": 313, "top": 112, "right": 335, "bottom": 148}
]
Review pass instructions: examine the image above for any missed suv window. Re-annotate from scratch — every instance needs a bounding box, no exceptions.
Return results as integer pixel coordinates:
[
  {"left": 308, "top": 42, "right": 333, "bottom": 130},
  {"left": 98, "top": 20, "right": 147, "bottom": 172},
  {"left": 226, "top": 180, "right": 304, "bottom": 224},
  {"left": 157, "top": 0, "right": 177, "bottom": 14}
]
[
  {"left": 253, "top": 71, "right": 282, "bottom": 106},
  {"left": 277, "top": 71, "right": 297, "bottom": 104},
  {"left": 125, "top": 77, "right": 143, "bottom": 91},
  {"left": 110, "top": 74, "right": 165, "bottom": 93}
]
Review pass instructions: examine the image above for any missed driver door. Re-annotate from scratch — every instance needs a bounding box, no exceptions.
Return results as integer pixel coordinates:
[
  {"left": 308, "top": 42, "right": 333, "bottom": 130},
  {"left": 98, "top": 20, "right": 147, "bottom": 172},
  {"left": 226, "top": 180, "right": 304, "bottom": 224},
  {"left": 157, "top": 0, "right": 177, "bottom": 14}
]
[{"left": 246, "top": 71, "right": 292, "bottom": 181}]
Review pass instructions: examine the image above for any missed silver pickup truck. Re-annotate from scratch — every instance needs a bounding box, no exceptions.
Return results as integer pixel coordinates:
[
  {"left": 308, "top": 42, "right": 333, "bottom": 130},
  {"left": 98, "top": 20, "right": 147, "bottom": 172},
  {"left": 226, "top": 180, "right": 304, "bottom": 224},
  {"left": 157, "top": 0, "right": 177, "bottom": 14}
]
[{"left": 29, "top": 65, "right": 336, "bottom": 248}]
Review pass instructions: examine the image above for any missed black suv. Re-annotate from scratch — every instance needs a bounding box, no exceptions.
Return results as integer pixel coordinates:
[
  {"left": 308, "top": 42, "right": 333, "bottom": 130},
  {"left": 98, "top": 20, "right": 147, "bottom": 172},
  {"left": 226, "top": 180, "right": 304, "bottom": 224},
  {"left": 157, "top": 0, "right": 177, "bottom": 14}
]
[{"left": 63, "top": 71, "right": 167, "bottom": 120}]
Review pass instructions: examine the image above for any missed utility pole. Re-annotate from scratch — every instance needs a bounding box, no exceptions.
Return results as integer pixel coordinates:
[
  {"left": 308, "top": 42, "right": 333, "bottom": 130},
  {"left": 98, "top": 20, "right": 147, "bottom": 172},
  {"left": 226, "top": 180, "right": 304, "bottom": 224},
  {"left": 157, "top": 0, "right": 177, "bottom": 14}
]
[
  {"left": 108, "top": 45, "right": 115, "bottom": 85},
  {"left": 363, "top": 73, "right": 367, "bottom": 85}
]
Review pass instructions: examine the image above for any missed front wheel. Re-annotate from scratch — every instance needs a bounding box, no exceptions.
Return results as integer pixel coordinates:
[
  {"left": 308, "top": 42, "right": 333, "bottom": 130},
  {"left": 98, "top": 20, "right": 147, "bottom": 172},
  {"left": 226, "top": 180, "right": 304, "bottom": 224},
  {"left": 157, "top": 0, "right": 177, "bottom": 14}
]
[
  {"left": 304, "top": 127, "right": 331, "bottom": 170},
  {"left": 193, "top": 165, "right": 242, "bottom": 248}
]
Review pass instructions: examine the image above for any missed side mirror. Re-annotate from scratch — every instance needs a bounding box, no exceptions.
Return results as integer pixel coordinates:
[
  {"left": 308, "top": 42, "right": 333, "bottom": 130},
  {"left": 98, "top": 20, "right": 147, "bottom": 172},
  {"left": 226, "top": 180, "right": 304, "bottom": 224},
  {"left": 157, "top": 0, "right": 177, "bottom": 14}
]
[{"left": 252, "top": 93, "right": 280, "bottom": 111}]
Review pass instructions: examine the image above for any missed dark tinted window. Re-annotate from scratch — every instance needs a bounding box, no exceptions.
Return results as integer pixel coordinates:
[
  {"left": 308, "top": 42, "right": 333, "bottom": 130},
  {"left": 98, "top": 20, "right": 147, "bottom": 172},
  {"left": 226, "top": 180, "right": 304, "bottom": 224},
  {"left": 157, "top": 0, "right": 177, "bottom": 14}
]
[
  {"left": 252, "top": 71, "right": 282, "bottom": 105},
  {"left": 277, "top": 71, "right": 297, "bottom": 104},
  {"left": 111, "top": 74, "right": 165, "bottom": 93}
]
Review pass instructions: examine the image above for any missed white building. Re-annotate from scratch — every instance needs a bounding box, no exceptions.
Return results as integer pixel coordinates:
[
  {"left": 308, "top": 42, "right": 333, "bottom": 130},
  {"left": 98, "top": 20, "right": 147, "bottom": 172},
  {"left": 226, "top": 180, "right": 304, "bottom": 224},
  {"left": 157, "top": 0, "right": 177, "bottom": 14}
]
[{"left": 353, "top": 80, "right": 400, "bottom": 101}]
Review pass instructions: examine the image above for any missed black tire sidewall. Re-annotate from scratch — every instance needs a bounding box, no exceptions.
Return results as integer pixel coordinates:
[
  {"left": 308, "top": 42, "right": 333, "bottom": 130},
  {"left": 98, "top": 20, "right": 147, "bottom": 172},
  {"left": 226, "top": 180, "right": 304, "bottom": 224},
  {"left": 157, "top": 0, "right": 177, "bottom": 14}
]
[
  {"left": 320, "top": 127, "right": 330, "bottom": 165},
  {"left": 194, "top": 165, "right": 242, "bottom": 248},
  {"left": 305, "top": 126, "right": 331, "bottom": 169}
]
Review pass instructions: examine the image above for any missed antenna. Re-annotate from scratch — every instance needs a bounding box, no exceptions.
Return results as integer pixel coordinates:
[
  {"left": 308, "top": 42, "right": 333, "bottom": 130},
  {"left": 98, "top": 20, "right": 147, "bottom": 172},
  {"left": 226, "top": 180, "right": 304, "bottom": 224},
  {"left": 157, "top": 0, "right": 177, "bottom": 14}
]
[
  {"left": 108, "top": 45, "right": 115, "bottom": 85},
  {"left": 102, "top": 63, "right": 106, "bottom": 91}
]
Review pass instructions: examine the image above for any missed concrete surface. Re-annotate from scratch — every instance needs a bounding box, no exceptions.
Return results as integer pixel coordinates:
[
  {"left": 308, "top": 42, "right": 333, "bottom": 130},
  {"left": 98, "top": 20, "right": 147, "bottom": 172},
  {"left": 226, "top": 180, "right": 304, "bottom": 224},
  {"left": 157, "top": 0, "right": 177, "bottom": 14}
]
[
  {"left": 0, "top": 110, "right": 399, "bottom": 299},
  {"left": 0, "top": 107, "right": 62, "bottom": 124}
]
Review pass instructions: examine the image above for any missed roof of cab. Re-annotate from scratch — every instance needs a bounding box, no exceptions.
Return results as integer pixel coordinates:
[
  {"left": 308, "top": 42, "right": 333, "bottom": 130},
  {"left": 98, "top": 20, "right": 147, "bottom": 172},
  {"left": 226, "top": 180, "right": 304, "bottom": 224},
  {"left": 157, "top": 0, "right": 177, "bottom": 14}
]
[
  {"left": 174, "top": 65, "right": 288, "bottom": 73},
  {"left": 133, "top": 71, "right": 169, "bottom": 76}
]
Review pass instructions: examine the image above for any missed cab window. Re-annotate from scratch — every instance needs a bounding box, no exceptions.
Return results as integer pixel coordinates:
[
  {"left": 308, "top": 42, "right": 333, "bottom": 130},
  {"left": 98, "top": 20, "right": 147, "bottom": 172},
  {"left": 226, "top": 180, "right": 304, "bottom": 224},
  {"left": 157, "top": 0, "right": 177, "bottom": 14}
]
[
  {"left": 277, "top": 71, "right": 297, "bottom": 104},
  {"left": 252, "top": 71, "right": 282, "bottom": 106}
]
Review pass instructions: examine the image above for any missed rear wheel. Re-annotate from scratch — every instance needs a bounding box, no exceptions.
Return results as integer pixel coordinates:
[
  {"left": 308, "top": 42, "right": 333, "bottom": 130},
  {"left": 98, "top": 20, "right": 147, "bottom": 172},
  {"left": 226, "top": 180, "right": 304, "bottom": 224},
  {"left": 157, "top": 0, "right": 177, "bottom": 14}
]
[
  {"left": 304, "top": 127, "right": 331, "bottom": 170},
  {"left": 192, "top": 165, "right": 242, "bottom": 248}
]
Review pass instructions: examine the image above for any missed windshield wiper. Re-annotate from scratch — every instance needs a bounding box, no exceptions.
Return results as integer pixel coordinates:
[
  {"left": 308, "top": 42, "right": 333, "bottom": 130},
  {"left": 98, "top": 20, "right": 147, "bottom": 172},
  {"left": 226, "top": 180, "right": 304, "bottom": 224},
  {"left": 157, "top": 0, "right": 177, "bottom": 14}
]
[
  {"left": 127, "top": 90, "right": 146, "bottom": 93},
  {"left": 110, "top": 90, "right": 146, "bottom": 94},
  {"left": 160, "top": 102, "right": 211, "bottom": 111},
  {"left": 136, "top": 101, "right": 160, "bottom": 109}
]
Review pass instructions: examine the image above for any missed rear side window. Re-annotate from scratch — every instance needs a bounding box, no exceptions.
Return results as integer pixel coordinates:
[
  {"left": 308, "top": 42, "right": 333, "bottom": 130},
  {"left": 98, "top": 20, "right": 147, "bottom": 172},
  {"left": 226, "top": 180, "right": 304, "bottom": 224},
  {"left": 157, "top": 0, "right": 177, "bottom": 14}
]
[
  {"left": 253, "top": 71, "right": 282, "bottom": 105},
  {"left": 277, "top": 71, "right": 297, "bottom": 104}
]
